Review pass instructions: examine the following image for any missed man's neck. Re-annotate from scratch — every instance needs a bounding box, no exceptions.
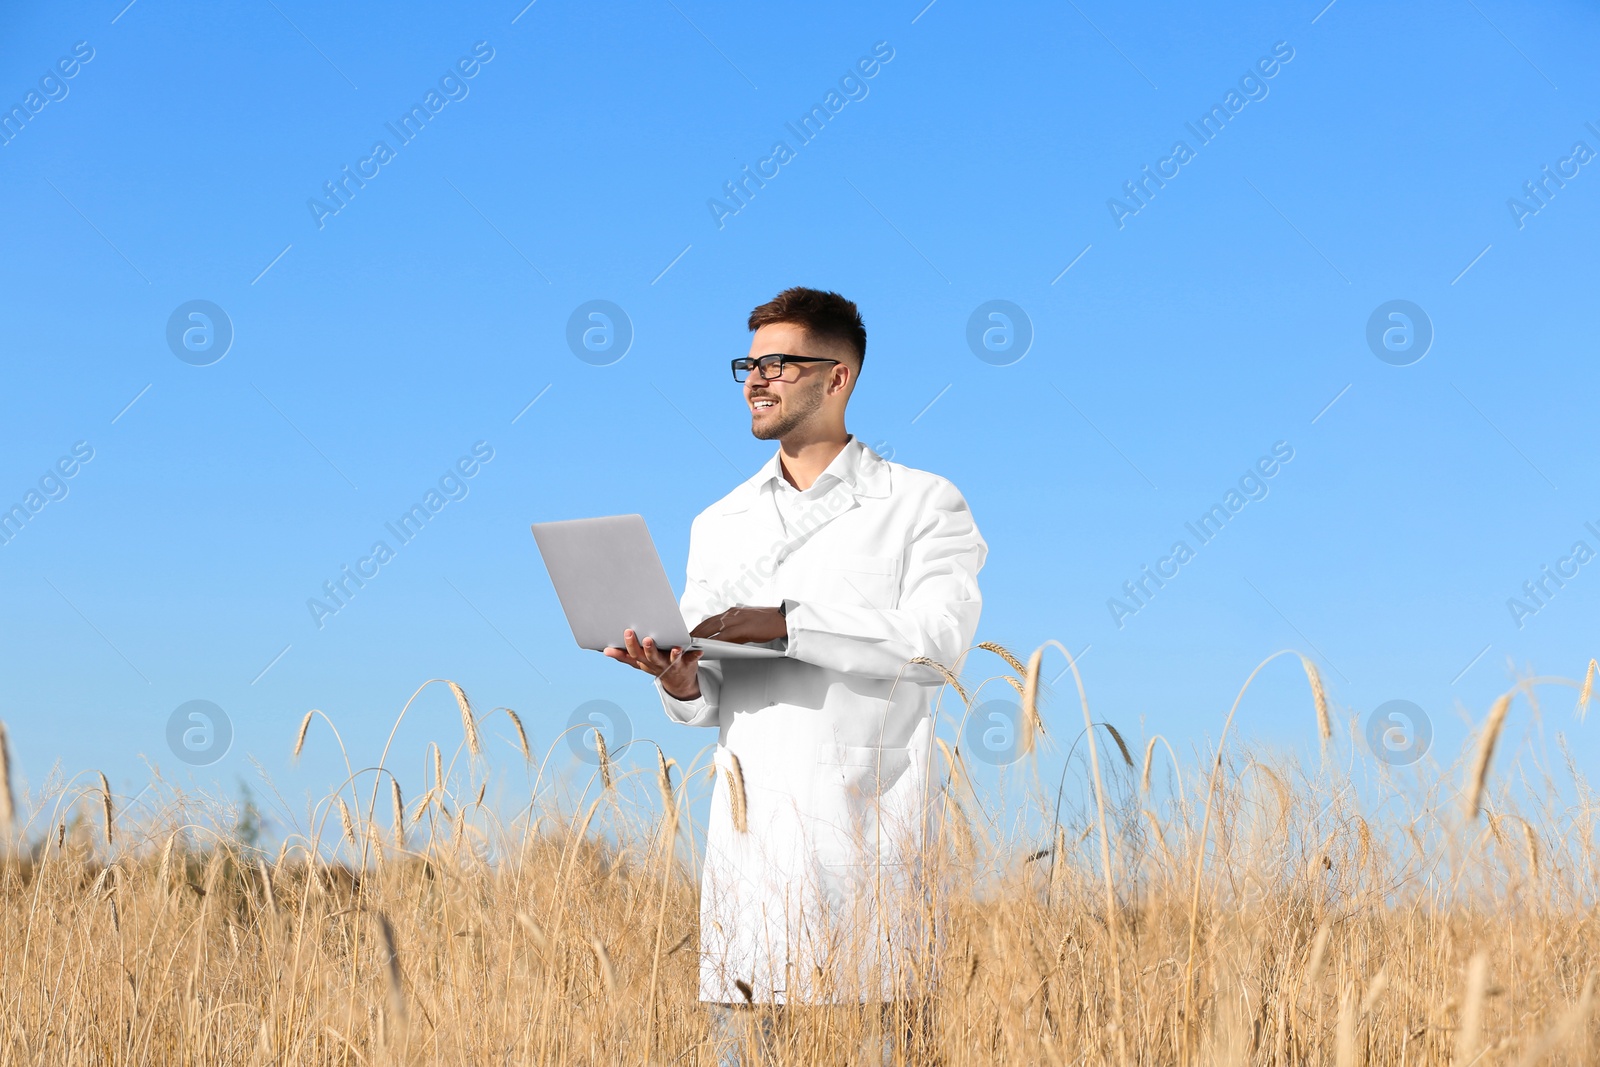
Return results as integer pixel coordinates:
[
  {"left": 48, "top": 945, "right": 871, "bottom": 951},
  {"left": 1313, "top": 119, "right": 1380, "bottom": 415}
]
[{"left": 777, "top": 430, "right": 851, "bottom": 491}]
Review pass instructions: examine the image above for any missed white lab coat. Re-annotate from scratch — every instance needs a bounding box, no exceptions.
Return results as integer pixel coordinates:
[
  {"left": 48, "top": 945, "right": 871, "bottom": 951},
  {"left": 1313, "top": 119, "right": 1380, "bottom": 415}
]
[{"left": 656, "top": 436, "right": 986, "bottom": 1004}]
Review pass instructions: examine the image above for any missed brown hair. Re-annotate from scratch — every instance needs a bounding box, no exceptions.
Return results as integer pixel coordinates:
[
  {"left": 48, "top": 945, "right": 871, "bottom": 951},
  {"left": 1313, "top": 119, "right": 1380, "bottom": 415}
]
[{"left": 747, "top": 287, "right": 866, "bottom": 369}]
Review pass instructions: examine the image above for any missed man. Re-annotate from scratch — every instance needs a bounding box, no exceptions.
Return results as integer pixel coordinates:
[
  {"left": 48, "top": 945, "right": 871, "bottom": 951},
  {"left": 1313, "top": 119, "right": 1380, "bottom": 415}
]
[{"left": 605, "top": 287, "right": 986, "bottom": 1053}]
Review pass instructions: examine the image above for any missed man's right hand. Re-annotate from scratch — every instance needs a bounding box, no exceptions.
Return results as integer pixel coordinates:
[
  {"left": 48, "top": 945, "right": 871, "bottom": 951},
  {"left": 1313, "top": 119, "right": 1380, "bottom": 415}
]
[{"left": 603, "top": 628, "right": 704, "bottom": 701}]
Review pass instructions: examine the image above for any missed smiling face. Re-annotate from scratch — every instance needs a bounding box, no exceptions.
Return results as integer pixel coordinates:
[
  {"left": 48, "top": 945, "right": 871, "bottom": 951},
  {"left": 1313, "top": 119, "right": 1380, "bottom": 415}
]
[{"left": 743, "top": 322, "right": 855, "bottom": 442}]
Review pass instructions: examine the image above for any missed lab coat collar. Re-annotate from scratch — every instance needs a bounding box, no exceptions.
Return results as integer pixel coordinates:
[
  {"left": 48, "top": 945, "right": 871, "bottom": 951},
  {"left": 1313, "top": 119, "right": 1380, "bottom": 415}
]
[{"left": 716, "top": 435, "right": 892, "bottom": 517}]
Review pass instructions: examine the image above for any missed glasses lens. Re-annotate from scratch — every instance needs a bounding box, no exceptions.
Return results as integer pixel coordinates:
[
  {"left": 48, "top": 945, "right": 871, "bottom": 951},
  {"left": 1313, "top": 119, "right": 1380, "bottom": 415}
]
[
  {"left": 733, "top": 359, "right": 752, "bottom": 382},
  {"left": 758, "top": 354, "right": 785, "bottom": 380}
]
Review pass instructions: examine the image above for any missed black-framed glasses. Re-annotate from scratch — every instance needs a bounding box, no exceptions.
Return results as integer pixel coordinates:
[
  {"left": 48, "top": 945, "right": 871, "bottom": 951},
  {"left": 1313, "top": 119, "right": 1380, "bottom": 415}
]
[{"left": 731, "top": 353, "right": 841, "bottom": 383}]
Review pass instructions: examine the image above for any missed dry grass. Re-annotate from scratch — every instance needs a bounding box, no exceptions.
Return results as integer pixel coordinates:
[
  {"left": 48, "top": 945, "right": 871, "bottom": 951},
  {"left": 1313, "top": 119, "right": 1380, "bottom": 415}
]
[{"left": 0, "top": 663, "right": 1595, "bottom": 1065}]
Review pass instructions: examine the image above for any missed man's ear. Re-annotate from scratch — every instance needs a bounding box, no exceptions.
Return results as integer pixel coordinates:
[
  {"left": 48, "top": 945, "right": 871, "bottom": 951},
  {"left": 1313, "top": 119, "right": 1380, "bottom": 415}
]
[{"left": 831, "top": 360, "right": 855, "bottom": 397}]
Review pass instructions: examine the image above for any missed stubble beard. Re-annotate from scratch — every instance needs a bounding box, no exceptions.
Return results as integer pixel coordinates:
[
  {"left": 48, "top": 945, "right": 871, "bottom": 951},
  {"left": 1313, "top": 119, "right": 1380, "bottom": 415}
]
[{"left": 751, "top": 377, "right": 827, "bottom": 441}]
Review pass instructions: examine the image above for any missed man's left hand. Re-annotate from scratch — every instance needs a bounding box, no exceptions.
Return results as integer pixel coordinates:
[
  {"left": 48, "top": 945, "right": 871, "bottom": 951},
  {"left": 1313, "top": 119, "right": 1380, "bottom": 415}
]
[{"left": 692, "top": 605, "right": 787, "bottom": 644}]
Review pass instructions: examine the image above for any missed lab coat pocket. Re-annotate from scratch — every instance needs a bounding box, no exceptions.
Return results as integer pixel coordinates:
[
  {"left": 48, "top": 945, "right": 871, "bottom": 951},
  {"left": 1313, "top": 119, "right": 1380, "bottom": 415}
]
[
  {"left": 815, "top": 742, "right": 924, "bottom": 868},
  {"left": 818, "top": 742, "right": 912, "bottom": 800},
  {"left": 807, "top": 553, "right": 900, "bottom": 609}
]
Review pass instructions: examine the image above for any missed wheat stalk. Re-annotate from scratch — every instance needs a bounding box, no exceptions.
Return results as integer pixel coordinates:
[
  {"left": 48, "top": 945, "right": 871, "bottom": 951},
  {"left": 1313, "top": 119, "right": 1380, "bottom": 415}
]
[
  {"left": 593, "top": 728, "right": 613, "bottom": 790},
  {"left": 1301, "top": 656, "right": 1331, "bottom": 749},
  {"left": 505, "top": 708, "right": 531, "bottom": 761},
  {"left": 1304, "top": 924, "right": 1331, "bottom": 988},
  {"left": 1334, "top": 985, "right": 1357, "bottom": 1067},
  {"left": 1020, "top": 648, "right": 1043, "bottom": 758},
  {"left": 293, "top": 710, "right": 315, "bottom": 760},
  {"left": 375, "top": 911, "right": 407, "bottom": 1025},
  {"left": 156, "top": 831, "right": 176, "bottom": 892},
  {"left": 367, "top": 821, "right": 385, "bottom": 866},
  {"left": 391, "top": 780, "right": 405, "bottom": 849},
  {"left": 1513, "top": 972, "right": 1596, "bottom": 1067},
  {"left": 338, "top": 798, "right": 356, "bottom": 845},
  {"left": 1466, "top": 692, "right": 1513, "bottom": 820},
  {"left": 655, "top": 747, "right": 675, "bottom": 824},
  {"left": 97, "top": 772, "right": 113, "bottom": 847},
  {"left": 516, "top": 911, "right": 550, "bottom": 954},
  {"left": 1578, "top": 658, "right": 1596, "bottom": 721},
  {"left": 725, "top": 751, "right": 748, "bottom": 833},
  {"left": 1456, "top": 952, "right": 1489, "bottom": 1065},
  {"left": 446, "top": 681, "right": 482, "bottom": 757},
  {"left": 1360, "top": 966, "right": 1388, "bottom": 1015},
  {"left": 1141, "top": 737, "right": 1157, "bottom": 794},
  {"left": 977, "top": 641, "right": 1027, "bottom": 676},
  {"left": 0, "top": 721, "right": 14, "bottom": 834},
  {"left": 256, "top": 858, "right": 275, "bottom": 914},
  {"left": 1102, "top": 722, "right": 1133, "bottom": 768},
  {"left": 588, "top": 937, "right": 617, "bottom": 994},
  {"left": 936, "top": 736, "right": 964, "bottom": 794},
  {"left": 910, "top": 656, "right": 970, "bottom": 704}
]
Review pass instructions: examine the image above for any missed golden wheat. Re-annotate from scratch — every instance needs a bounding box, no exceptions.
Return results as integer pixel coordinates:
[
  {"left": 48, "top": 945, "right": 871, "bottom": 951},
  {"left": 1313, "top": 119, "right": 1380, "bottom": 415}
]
[
  {"left": 725, "top": 750, "right": 748, "bottom": 833},
  {"left": 447, "top": 680, "right": 482, "bottom": 757},
  {"left": 1466, "top": 691, "right": 1514, "bottom": 820},
  {"left": 0, "top": 659, "right": 1590, "bottom": 1065},
  {"left": 337, "top": 797, "right": 356, "bottom": 845},
  {"left": 0, "top": 721, "right": 13, "bottom": 834},
  {"left": 97, "top": 770, "right": 113, "bottom": 847},
  {"left": 594, "top": 727, "right": 613, "bottom": 790},
  {"left": 505, "top": 707, "right": 532, "bottom": 761},
  {"left": 390, "top": 779, "right": 405, "bottom": 849},
  {"left": 293, "top": 710, "right": 315, "bottom": 760},
  {"left": 1578, "top": 658, "right": 1596, "bottom": 721},
  {"left": 977, "top": 641, "right": 1027, "bottom": 676},
  {"left": 1301, "top": 655, "right": 1331, "bottom": 748}
]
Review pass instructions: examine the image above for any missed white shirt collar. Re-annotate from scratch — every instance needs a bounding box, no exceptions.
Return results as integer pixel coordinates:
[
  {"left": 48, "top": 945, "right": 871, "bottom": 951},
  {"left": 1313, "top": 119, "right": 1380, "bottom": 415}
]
[{"left": 757, "top": 435, "right": 865, "bottom": 495}]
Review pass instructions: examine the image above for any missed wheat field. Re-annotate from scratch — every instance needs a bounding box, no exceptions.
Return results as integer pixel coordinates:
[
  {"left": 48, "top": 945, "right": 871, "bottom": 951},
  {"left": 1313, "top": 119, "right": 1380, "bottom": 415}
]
[{"left": 0, "top": 649, "right": 1596, "bottom": 1066}]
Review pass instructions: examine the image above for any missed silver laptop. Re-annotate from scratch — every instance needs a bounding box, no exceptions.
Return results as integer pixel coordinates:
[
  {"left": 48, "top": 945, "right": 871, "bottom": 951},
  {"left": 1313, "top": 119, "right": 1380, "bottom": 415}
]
[{"left": 530, "top": 514, "right": 784, "bottom": 660}]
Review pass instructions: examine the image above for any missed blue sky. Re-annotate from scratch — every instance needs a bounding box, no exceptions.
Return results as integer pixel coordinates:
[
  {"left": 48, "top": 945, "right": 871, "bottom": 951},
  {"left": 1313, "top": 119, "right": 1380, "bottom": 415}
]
[{"left": 2, "top": 0, "right": 1596, "bottom": 832}]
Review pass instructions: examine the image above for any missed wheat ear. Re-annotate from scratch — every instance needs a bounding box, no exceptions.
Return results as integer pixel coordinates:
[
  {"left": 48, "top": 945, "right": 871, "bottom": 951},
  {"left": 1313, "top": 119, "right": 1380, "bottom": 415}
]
[
  {"left": 338, "top": 798, "right": 356, "bottom": 845},
  {"left": 1102, "top": 722, "right": 1133, "bottom": 768},
  {"left": 909, "top": 655, "right": 970, "bottom": 703},
  {"left": 1456, "top": 953, "right": 1489, "bottom": 1066},
  {"left": 1466, "top": 692, "right": 1513, "bottom": 820},
  {"left": 375, "top": 912, "right": 407, "bottom": 1024},
  {"left": 292, "top": 710, "right": 315, "bottom": 760},
  {"left": 0, "top": 721, "right": 14, "bottom": 833},
  {"left": 593, "top": 728, "right": 613, "bottom": 790},
  {"left": 1020, "top": 648, "right": 1044, "bottom": 757},
  {"left": 447, "top": 681, "right": 482, "bottom": 757},
  {"left": 724, "top": 751, "right": 749, "bottom": 833},
  {"left": 588, "top": 937, "right": 617, "bottom": 993},
  {"left": 505, "top": 708, "right": 531, "bottom": 761},
  {"left": 1301, "top": 656, "right": 1331, "bottom": 749},
  {"left": 98, "top": 772, "right": 113, "bottom": 847},
  {"left": 1578, "top": 658, "right": 1596, "bottom": 721},
  {"left": 977, "top": 641, "right": 1027, "bottom": 676},
  {"left": 156, "top": 831, "right": 177, "bottom": 891},
  {"left": 390, "top": 780, "right": 405, "bottom": 849},
  {"left": 655, "top": 748, "right": 675, "bottom": 814}
]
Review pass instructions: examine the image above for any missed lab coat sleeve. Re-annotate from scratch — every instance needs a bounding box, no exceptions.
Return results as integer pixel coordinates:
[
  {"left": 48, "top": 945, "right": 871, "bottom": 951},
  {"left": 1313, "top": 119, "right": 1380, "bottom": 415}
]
[
  {"left": 783, "top": 478, "right": 986, "bottom": 681},
  {"left": 656, "top": 512, "right": 725, "bottom": 728}
]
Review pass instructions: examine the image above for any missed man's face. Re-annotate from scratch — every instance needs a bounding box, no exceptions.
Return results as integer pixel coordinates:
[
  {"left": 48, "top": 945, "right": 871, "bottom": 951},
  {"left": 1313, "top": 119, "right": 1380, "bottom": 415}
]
[{"left": 744, "top": 323, "right": 849, "bottom": 441}]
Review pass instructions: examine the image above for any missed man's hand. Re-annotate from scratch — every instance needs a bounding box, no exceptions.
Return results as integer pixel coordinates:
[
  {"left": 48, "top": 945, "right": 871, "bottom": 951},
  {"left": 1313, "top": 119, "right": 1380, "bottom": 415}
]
[
  {"left": 691, "top": 605, "right": 787, "bottom": 645},
  {"left": 604, "top": 629, "right": 704, "bottom": 700}
]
